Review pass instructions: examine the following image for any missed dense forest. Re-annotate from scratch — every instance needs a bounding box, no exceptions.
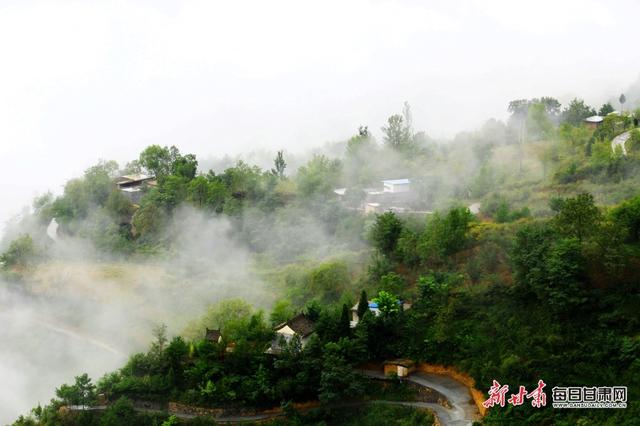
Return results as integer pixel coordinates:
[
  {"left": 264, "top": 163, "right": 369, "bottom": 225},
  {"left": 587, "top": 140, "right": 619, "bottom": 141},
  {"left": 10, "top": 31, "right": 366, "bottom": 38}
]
[{"left": 3, "top": 97, "right": 640, "bottom": 425}]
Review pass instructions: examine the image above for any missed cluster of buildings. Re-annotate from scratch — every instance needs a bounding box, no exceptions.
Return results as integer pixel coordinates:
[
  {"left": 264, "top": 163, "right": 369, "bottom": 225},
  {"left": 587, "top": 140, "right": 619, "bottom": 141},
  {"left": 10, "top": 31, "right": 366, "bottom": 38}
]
[{"left": 334, "top": 178, "right": 417, "bottom": 214}]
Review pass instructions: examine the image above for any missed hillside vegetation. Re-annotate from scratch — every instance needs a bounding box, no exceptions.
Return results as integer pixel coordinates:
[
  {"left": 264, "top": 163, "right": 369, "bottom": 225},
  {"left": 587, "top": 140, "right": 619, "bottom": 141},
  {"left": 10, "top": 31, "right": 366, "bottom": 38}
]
[{"left": 5, "top": 98, "right": 640, "bottom": 425}]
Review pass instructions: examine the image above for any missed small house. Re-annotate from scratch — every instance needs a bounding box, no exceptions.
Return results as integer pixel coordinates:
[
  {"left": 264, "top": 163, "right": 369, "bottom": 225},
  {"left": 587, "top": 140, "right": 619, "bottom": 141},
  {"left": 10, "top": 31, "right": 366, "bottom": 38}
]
[
  {"left": 205, "top": 328, "right": 222, "bottom": 344},
  {"left": 382, "top": 179, "right": 410, "bottom": 193},
  {"left": 584, "top": 115, "right": 604, "bottom": 129},
  {"left": 350, "top": 300, "right": 412, "bottom": 327},
  {"left": 115, "top": 174, "right": 156, "bottom": 204},
  {"left": 267, "top": 313, "right": 316, "bottom": 354},
  {"left": 384, "top": 359, "right": 416, "bottom": 377}
]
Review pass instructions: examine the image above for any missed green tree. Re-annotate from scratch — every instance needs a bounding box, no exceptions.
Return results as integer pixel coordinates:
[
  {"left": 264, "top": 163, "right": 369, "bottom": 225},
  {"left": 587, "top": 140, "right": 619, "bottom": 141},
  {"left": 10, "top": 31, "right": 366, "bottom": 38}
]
[
  {"left": 172, "top": 153, "right": 198, "bottom": 180},
  {"left": 356, "top": 290, "right": 369, "bottom": 321},
  {"left": 1, "top": 234, "right": 36, "bottom": 268},
  {"left": 105, "top": 190, "right": 134, "bottom": 220},
  {"left": 628, "top": 129, "right": 640, "bottom": 153},
  {"left": 55, "top": 373, "right": 96, "bottom": 407},
  {"left": 416, "top": 273, "right": 450, "bottom": 315},
  {"left": 84, "top": 160, "right": 119, "bottom": 206},
  {"left": 319, "top": 341, "right": 363, "bottom": 404},
  {"left": 610, "top": 195, "right": 640, "bottom": 242},
  {"left": 370, "top": 211, "right": 403, "bottom": 255},
  {"left": 183, "top": 299, "right": 254, "bottom": 341},
  {"left": 379, "top": 272, "right": 405, "bottom": 295},
  {"left": 526, "top": 102, "right": 554, "bottom": 141},
  {"left": 271, "top": 150, "right": 287, "bottom": 179},
  {"left": 562, "top": 98, "right": 596, "bottom": 126},
  {"left": 139, "top": 145, "right": 173, "bottom": 178},
  {"left": 99, "top": 397, "right": 138, "bottom": 426},
  {"left": 553, "top": 193, "right": 601, "bottom": 242},
  {"left": 270, "top": 299, "right": 295, "bottom": 326},
  {"left": 131, "top": 190, "right": 168, "bottom": 239},
  {"left": 373, "top": 290, "right": 400, "bottom": 317},
  {"left": 620, "top": 93, "right": 626, "bottom": 113},
  {"left": 543, "top": 237, "right": 587, "bottom": 310},
  {"left": 419, "top": 206, "right": 475, "bottom": 262},
  {"left": 295, "top": 155, "right": 341, "bottom": 198},
  {"left": 598, "top": 102, "right": 615, "bottom": 116},
  {"left": 381, "top": 114, "right": 411, "bottom": 149},
  {"left": 339, "top": 304, "right": 351, "bottom": 337},
  {"left": 158, "top": 175, "right": 188, "bottom": 207}
]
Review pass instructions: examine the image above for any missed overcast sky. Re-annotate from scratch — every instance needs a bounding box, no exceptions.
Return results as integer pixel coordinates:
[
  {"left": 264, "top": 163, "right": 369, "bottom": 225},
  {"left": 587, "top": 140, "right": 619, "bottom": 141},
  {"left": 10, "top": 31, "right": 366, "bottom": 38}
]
[{"left": 1, "top": 0, "right": 640, "bottom": 233}]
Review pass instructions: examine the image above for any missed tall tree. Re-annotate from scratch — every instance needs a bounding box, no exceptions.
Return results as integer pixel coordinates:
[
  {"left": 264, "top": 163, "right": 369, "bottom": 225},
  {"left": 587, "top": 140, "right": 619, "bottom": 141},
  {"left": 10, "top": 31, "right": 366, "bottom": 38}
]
[
  {"left": 370, "top": 211, "right": 403, "bottom": 255},
  {"left": 382, "top": 104, "right": 413, "bottom": 150},
  {"left": 271, "top": 150, "right": 286, "bottom": 179},
  {"left": 619, "top": 93, "right": 627, "bottom": 113},
  {"left": 373, "top": 290, "right": 400, "bottom": 317},
  {"left": 339, "top": 304, "right": 351, "bottom": 336},
  {"left": 598, "top": 102, "right": 615, "bottom": 116},
  {"left": 554, "top": 193, "right": 601, "bottom": 242},
  {"left": 356, "top": 290, "right": 369, "bottom": 320},
  {"left": 561, "top": 98, "right": 596, "bottom": 126}
]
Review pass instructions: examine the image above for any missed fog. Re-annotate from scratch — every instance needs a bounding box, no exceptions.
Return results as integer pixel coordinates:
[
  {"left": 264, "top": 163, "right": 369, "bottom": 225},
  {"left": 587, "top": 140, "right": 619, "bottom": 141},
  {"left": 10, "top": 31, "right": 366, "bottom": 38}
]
[
  {"left": 1, "top": 0, "right": 640, "bottom": 422},
  {"left": 3, "top": 0, "right": 640, "bottom": 231},
  {"left": 0, "top": 207, "right": 271, "bottom": 423}
]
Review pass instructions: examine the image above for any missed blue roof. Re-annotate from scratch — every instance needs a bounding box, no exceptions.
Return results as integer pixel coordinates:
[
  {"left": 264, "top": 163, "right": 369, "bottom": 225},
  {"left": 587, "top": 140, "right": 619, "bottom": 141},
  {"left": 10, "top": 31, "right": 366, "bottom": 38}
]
[
  {"left": 368, "top": 302, "right": 378, "bottom": 308},
  {"left": 382, "top": 179, "right": 410, "bottom": 185}
]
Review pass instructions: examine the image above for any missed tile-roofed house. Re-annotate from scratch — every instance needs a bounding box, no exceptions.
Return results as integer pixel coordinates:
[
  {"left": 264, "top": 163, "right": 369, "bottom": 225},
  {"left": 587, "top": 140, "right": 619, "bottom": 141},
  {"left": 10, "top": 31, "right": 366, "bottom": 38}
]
[
  {"left": 115, "top": 174, "right": 156, "bottom": 204},
  {"left": 205, "top": 328, "right": 222, "bottom": 343},
  {"left": 267, "top": 313, "right": 316, "bottom": 354},
  {"left": 282, "top": 313, "right": 316, "bottom": 337}
]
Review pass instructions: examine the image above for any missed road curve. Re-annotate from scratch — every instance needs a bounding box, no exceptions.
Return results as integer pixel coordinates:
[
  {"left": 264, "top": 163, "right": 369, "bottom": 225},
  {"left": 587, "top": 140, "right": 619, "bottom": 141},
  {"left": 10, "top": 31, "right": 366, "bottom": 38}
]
[
  {"left": 65, "top": 371, "right": 481, "bottom": 425},
  {"left": 361, "top": 370, "right": 480, "bottom": 426},
  {"left": 612, "top": 131, "right": 630, "bottom": 156}
]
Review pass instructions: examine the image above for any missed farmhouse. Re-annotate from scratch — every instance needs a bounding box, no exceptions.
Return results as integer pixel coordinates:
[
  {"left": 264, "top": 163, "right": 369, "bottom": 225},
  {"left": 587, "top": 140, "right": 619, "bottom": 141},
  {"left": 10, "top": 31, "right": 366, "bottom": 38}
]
[
  {"left": 350, "top": 300, "right": 412, "bottom": 327},
  {"left": 267, "top": 313, "right": 316, "bottom": 354},
  {"left": 205, "top": 328, "right": 222, "bottom": 344},
  {"left": 584, "top": 115, "right": 604, "bottom": 129},
  {"left": 115, "top": 173, "right": 156, "bottom": 204},
  {"left": 334, "top": 178, "right": 414, "bottom": 213},
  {"left": 382, "top": 178, "right": 410, "bottom": 193}
]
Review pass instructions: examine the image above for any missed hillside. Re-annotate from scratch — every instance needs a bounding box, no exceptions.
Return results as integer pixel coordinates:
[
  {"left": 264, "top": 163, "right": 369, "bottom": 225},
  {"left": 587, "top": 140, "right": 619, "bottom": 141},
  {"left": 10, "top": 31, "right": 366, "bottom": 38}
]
[{"left": 3, "top": 100, "right": 640, "bottom": 425}]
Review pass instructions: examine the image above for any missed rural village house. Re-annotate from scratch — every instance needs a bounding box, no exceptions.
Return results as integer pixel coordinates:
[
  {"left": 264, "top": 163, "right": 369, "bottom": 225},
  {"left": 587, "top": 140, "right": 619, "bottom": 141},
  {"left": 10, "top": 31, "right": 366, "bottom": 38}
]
[
  {"left": 267, "top": 313, "right": 316, "bottom": 354},
  {"left": 115, "top": 173, "right": 156, "bottom": 204},
  {"left": 350, "top": 300, "right": 412, "bottom": 328}
]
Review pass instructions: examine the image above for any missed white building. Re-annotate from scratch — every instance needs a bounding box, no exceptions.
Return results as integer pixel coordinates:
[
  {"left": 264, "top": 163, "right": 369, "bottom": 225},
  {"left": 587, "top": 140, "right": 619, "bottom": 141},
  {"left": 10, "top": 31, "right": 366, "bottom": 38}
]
[{"left": 382, "top": 178, "right": 411, "bottom": 193}]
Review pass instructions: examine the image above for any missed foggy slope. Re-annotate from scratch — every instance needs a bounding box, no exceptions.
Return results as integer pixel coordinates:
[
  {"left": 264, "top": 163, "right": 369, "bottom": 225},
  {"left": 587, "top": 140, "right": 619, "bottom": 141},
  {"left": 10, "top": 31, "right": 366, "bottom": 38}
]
[{"left": 0, "top": 208, "right": 272, "bottom": 423}]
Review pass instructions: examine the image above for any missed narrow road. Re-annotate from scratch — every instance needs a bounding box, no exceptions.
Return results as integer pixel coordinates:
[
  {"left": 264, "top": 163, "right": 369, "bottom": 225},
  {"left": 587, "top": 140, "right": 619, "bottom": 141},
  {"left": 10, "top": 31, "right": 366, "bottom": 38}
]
[
  {"left": 612, "top": 131, "right": 630, "bottom": 155},
  {"left": 362, "top": 370, "right": 480, "bottom": 426},
  {"left": 65, "top": 371, "right": 481, "bottom": 425}
]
